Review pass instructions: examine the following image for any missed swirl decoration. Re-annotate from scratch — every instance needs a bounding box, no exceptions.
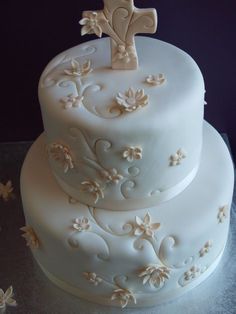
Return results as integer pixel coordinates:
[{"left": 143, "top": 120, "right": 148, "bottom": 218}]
[
  {"left": 67, "top": 231, "right": 110, "bottom": 261},
  {"left": 159, "top": 236, "right": 194, "bottom": 269},
  {"left": 88, "top": 206, "right": 133, "bottom": 236},
  {"left": 113, "top": 7, "right": 131, "bottom": 42},
  {"left": 121, "top": 180, "right": 137, "bottom": 199},
  {"left": 40, "top": 46, "right": 97, "bottom": 88}
]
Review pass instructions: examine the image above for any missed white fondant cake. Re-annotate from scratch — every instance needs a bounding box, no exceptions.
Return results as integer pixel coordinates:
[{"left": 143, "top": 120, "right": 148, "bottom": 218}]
[
  {"left": 20, "top": 1, "right": 234, "bottom": 308},
  {"left": 21, "top": 123, "right": 233, "bottom": 307},
  {"left": 39, "top": 37, "right": 204, "bottom": 210}
]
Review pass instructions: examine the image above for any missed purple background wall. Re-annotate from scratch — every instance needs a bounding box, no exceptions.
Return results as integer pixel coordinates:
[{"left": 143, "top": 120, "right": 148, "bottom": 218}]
[{"left": 1, "top": 0, "right": 236, "bottom": 159}]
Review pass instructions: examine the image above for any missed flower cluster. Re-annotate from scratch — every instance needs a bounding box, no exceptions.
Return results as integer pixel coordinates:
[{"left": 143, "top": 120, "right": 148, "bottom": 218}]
[
  {"left": 100, "top": 168, "right": 123, "bottom": 184},
  {"left": 199, "top": 241, "right": 212, "bottom": 257},
  {"left": 79, "top": 11, "right": 107, "bottom": 38},
  {"left": 81, "top": 180, "right": 104, "bottom": 204},
  {"left": 111, "top": 288, "right": 136, "bottom": 308},
  {"left": 49, "top": 143, "right": 74, "bottom": 173},
  {"left": 60, "top": 94, "right": 84, "bottom": 109},
  {"left": 64, "top": 59, "right": 92, "bottom": 77},
  {"left": 115, "top": 45, "right": 136, "bottom": 63},
  {"left": 138, "top": 264, "right": 170, "bottom": 288},
  {"left": 0, "top": 180, "right": 14, "bottom": 201},
  {"left": 122, "top": 146, "right": 142, "bottom": 162},
  {"left": 218, "top": 205, "right": 227, "bottom": 223},
  {"left": 20, "top": 226, "right": 39, "bottom": 249},
  {"left": 184, "top": 266, "right": 200, "bottom": 281},
  {"left": 0, "top": 286, "right": 17, "bottom": 309},
  {"left": 146, "top": 74, "right": 166, "bottom": 86},
  {"left": 83, "top": 272, "right": 102, "bottom": 286},
  {"left": 73, "top": 217, "right": 90, "bottom": 232},
  {"left": 169, "top": 149, "right": 186, "bottom": 166},
  {"left": 116, "top": 88, "right": 149, "bottom": 113},
  {"left": 134, "top": 213, "right": 160, "bottom": 239}
]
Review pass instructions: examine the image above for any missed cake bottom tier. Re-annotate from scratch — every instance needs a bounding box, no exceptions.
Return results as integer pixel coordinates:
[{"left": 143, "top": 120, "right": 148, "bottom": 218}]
[{"left": 20, "top": 122, "right": 234, "bottom": 308}]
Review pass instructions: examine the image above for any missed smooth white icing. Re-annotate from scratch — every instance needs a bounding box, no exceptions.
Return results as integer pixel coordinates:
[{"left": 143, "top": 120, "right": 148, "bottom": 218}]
[
  {"left": 20, "top": 122, "right": 234, "bottom": 307},
  {"left": 39, "top": 36, "right": 205, "bottom": 210}
]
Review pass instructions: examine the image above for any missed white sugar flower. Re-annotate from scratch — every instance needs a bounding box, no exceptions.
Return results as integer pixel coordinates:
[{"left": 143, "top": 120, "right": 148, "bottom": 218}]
[
  {"left": 122, "top": 146, "right": 142, "bottom": 162},
  {"left": 146, "top": 74, "right": 166, "bottom": 86},
  {"left": 218, "top": 205, "right": 227, "bottom": 223},
  {"left": 115, "top": 45, "right": 136, "bottom": 63},
  {"left": 199, "top": 241, "right": 212, "bottom": 257},
  {"left": 60, "top": 94, "right": 84, "bottom": 109},
  {"left": 81, "top": 180, "right": 104, "bottom": 204},
  {"left": 79, "top": 12, "right": 104, "bottom": 38},
  {"left": 184, "top": 266, "right": 200, "bottom": 281},
  {"left": 73, "top": 217, "right": 90, "bottom": 232},
  {"left": 64, "top": 59, "right": 92, "bottom": 77},
  {"left": 169, "top": 149, "right": 186, "bottom": 166},
  {"left": 138, "top": 264, "right": 170, "bottom": 288},
  {"left": 100, "top": 168, "right": 123, "bottom": 184},
  {"left": 20, "top": 226, "right": 39, "bottom": 249},
  {"left": 0, "top": 286, "right": 17, "bottom": 309},
  {"left": 83, "top": 272, "right": 102, "bottom": 285},
  {"left": 134, "top": 213, "right": 160, "bottom": 238},
  {"left": 116, "top": 87, "right": 149, "bottom": 112},
  {"left": 0, "top": 180, "right": 14, "bottom": 201},
  {"left": 49, "top": 143, "right": 74, "bottom": 173},
  {"left": 111, "top": 288, "right": 136, "bottom": 309}
]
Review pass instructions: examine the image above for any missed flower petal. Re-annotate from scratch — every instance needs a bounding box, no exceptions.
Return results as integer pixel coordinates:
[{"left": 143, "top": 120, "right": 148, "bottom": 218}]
[
  {"left": 94, "top": 25, "right": 102, "bottom": 38},
  {"left": 4, "top": 286, "right": 13, "bottom": 299},
  {"left": 144, "top": 213, "right": 151, "bottom": 224},
  {"left": 79, "top": 17, "right": 89, "bottom": 25},
  {"left": 135, "top": 215, "right": 143, "bottom": 226},
  {"left": 6, "top": 297, "right": 17, "bottom": 306},
  {"left": 134, "top": 227, "right": 143, "bottom": 236},
  {"left": 81, "top": 25, "right": 92, "bottom": 36}
]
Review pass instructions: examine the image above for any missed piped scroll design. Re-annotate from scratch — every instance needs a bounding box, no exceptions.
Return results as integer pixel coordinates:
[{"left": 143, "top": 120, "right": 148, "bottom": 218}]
[
  {"left": 69, "top": 127, "right": 142, "bottom": 201},
  {"left": 40, "top": 45, "right": 96, "bottom": 88},
  {"left": 40, "top": 47, "right": 124, "bottom": 119},
  {"left": 68, "top": 217, "right": 110, "bottom": 261},
  {"left": 67, "top": 207, "right": 217, "bottom": 300}
]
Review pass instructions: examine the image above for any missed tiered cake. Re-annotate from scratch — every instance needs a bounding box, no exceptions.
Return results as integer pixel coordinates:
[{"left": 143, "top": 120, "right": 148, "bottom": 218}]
[{"left": 20, "top": 1, "right": 234, "bottom": 308}]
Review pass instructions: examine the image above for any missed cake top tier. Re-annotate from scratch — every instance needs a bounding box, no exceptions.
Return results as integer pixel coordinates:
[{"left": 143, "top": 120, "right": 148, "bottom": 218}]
[{"left": 79, "top": 0, "right": 157, "bottom": 70}]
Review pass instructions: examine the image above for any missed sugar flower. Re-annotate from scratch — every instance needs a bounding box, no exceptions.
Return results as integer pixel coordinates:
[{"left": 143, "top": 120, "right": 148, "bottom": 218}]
[
  {"left": 79, "top": 12, "right": 105, "bottom": 38},
  {"left": 49, "top": 143, "right": 74, "bottom": 173},
  {"left": 122, "top": 146, "right": 142, "bottom": 162},
  {"left": 134, "top": 213, "right": 160, "bottom": 238},
  {"left": 0, "top": 286, "right": 17, "bottom": 309},
  {"left": 64, "top": 59, "right": 92, "bottom": 77},
  {"left": 116, "top": 87, "right": 149, "bottom": 113},
  {"left": 100, "top": 168, "right": 123, "bottom": 184},
  {"left": 138, "top": 264, "right": 170, "bottom": 288},
  {"left": 60, "top": 94, "right": 84, "bottom": 109},
  {"left": 83, "top": 272, "right": 102, "bottom": 285},
  {"left": 81, "top": 180, "right": 104, "bottom": 204},
  {"left": 20, "top": 226, "right": 39, "bottom": 249},
  {"left": 169, "top": 149, "right": 186, "bottom": 166},
  {"left": 0, "top": 180, "right": 14, "bottom": 201},
  {"left": 111, "top": 288, "right": 136, "bottom": 308},
  {"left": 73, "top": 217, "right": 90, "bottom": 232},
  {"left": 146, "top": 74, "right": 166, "bottom": 86},
  {"left": 115, "top": 45, "right": 136, "bottom": 63}
]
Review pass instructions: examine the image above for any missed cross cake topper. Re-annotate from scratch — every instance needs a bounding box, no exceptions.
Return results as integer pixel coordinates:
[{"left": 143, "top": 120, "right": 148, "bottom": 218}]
[{"left": 79, "top": 0, "right": 157, "bottom": 70}]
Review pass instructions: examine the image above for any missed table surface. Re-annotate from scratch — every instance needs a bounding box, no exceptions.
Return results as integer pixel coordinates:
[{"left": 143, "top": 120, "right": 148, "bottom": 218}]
[{"left": 0, "top": 137, "right": 235, "bottom": 314}]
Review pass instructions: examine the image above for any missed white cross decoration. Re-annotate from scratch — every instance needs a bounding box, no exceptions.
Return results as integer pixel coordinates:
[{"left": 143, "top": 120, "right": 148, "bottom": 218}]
[{"left": 79, "top": 0, "right": 157, "bottom": 70}]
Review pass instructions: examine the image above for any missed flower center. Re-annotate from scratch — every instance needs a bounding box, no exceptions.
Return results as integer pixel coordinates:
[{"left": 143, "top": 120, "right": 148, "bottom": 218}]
[{"left": 127, "top": 97, "right": 136, "bottom": 105}]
